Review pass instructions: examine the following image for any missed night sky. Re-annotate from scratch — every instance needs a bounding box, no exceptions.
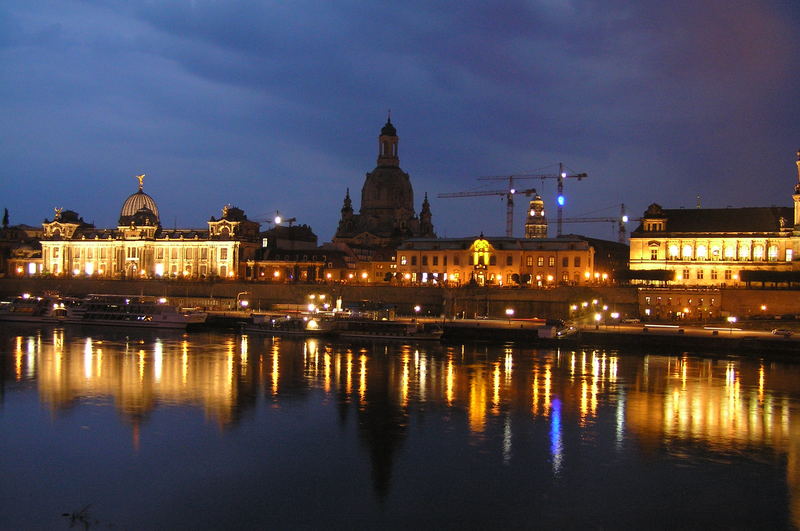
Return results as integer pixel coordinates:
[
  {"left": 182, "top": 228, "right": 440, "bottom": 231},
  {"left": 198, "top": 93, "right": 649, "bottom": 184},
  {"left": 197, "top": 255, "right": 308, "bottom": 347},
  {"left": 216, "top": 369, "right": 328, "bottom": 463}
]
[{"left": 2, "top": 1, "right": 800, "bottom": 242}]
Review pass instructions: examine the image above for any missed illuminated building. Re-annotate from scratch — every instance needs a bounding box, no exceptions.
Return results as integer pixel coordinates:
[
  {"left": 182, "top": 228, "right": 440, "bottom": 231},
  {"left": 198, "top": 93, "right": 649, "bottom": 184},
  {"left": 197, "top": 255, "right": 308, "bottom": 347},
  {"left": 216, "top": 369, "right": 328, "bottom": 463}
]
[
  {"left": 629, "top": 150, "right": 800, "bottom": 286},
  {"left": 38, "top": 175, "right": 260, "bottom": 279},
  {"left": 524, "top": 194, "right": 548, "bottom": 239},
  {"left": 394, "top": 235, "right": 622, "bottom": 286},
  {"left": 333, "top": 117, "right": 435, "bottom": 247}
]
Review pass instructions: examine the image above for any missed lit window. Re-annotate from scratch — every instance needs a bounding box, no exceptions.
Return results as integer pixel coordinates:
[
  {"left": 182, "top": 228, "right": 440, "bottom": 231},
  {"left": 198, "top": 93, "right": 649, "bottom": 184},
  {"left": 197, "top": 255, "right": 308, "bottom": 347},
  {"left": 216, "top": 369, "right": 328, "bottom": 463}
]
[
  {"left": 696, "top": 245, "right": 707, "bottom": 259},
  {"left": 739, "top": 246, "right": 750, "bottom": 260},
  {"left": 724, "top": 246, "right": 735, "bottom": 259},
  {"left": 537, "top": 257, "right": 544, "bottom": 267},
  {"left": 400, "top": 255, "right": 407, "bottom": 265},
  {"left": 548, "top": 256, "right": 555, "bottom": 267},
  {"left": 787, "top": 249, "right": 794, "bottom": 262},
  {"left": 768, "top": 245, "right": 778, "bottom": 261},
  {"left": 650, "top": 249, "right": 658, "bottom": 260},
  {"left": 682, "top": 245, "right": 693, "bottom": 259},
  {"left": 753, "top": 245, "right": 764, "bottom": 260},
  {"left": 668, "top": 245, "right": 679, "bottom": 259}
]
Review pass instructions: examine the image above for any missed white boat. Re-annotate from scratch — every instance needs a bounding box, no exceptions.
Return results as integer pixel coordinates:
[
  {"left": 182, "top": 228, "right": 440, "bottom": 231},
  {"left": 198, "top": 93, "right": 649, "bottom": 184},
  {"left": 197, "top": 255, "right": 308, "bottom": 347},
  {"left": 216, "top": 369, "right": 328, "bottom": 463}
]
[
  {"left": 0, "top": 294, "right": 78, "bottom": 323},
  {"left": 67, "top": 294, "right": 207, "bottom": 329}
]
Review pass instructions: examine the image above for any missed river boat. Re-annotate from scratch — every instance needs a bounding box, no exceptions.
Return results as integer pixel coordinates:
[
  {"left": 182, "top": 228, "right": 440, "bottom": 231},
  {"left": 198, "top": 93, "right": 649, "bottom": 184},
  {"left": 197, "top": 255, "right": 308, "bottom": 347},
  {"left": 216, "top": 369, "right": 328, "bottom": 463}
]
[
  {"left": 243, "top": 313, "right": 336, "bottom": 336},
  {"left": 0, "top": 294, "right": 79, "bottom": 323},
  {"left": 335, "top": 319, "right": 444, "bottom": 341},
  {"left": 68, "top": 294, "right": 207, "bottom": 329}
]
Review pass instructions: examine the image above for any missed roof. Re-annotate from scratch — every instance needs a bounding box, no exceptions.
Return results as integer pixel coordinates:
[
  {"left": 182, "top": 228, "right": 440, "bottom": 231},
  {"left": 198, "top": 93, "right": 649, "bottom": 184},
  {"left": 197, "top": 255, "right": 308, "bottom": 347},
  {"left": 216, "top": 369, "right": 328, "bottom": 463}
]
[{"left": 633, "top": 206, "right": 793, "bottom": 235}]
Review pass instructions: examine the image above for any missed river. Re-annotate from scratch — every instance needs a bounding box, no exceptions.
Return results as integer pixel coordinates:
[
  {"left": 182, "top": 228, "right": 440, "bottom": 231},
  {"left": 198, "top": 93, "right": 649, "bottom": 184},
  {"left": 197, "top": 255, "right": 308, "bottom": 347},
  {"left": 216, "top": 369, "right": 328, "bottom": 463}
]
[{"left": 1, "top": 324, "right": 798, "bottom": 529}]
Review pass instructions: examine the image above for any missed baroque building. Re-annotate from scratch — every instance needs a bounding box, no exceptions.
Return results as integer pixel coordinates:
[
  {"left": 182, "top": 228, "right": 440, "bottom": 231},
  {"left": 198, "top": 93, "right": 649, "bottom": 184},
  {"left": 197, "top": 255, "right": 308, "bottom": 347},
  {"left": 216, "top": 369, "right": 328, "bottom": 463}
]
[
  {"left": 629, "top": 151, "right": 800, "bottom": 286},
  {"left": 334, "top": 118, "right": 435, "bottom": 247},
  {"left": 38, "top": 175, "right": 260, "bottom": 279},
  {"left": 394, "top": 235, "right": 627, "bottom": 287}
]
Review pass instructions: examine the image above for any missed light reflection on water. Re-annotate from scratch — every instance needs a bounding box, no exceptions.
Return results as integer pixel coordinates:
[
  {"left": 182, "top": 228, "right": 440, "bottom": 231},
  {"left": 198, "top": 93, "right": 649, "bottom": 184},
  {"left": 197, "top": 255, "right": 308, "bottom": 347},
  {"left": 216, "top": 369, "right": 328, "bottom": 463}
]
[{"left": 2, "top": 325, "right": 800, "bottom": 529}]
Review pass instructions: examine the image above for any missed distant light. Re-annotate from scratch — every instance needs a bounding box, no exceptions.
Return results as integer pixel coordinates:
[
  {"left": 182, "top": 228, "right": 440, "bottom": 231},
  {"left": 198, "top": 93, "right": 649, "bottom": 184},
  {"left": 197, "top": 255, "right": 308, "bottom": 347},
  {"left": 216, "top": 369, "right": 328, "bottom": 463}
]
[
  {"left": 505, "top": 308, "right": 515, "bottom": 316},
  {"left": 561, "top": 172, "right": 566, "bottom": 178},
  {"left": 622, "top": 215, "right": 629, "bottom": 223},
  {"left": 158, "top": 297, "right": 167, "bottom": 304},
  {"left": 594, "top": 313, "right": 602, "bottom": 322},
  {"left": 610, "top": 312, "right": 620, "bottom": 319},
  {"left": 557, "top": 195, "right": 565, "bottom": 206},
  {"left": 414, "top": 305, "right": 421, "bottom": 313},
  {"left": 510, "top": 188, "right": 516, "bottom": 194}
]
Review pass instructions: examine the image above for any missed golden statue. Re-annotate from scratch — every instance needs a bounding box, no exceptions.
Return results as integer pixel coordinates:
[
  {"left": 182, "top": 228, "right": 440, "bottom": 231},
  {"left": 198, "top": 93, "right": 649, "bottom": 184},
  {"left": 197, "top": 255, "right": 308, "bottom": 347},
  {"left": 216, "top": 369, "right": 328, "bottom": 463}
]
[
  {"left": 136, "top": 174, "right": 146, "bottom": 191},
  {"left": 54, "top": 207, "right": 63, "bottom": 220}
]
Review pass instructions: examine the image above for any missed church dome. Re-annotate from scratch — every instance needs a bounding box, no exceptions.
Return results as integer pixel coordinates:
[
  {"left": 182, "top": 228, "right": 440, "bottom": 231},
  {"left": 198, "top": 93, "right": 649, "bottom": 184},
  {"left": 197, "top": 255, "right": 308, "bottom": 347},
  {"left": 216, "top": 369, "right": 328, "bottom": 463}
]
[{"left": 119, "top": 176, "right": 159, "bottom": 225}]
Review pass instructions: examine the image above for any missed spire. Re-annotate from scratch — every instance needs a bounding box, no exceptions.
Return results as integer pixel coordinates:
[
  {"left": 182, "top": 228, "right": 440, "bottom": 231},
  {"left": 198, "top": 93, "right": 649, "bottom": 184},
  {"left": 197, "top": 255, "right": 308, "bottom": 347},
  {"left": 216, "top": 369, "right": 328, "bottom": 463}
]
[
  {"left": 378, "top": 116, "right": 399, "bottom": 167},
  {"left": 793, "top": 150, "right": 800, "bottom": 195}
]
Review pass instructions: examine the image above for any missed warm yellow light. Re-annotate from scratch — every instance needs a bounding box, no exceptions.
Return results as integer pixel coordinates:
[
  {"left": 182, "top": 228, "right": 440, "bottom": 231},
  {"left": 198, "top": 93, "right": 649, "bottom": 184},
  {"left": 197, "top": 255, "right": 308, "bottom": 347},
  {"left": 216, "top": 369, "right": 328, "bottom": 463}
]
[
  {"left": 570, "top": 305, "right": 578, "bottom": 311},
  {"left": 584, "top": 271, "right": 590, "bottom": 279},
  {"left": 414, "top": 305, "right": 421, "bottom": 313},
  {"left": 594, "top": 272, "right": 600, "bottom": 279},
  {"left": 760, "top": 305, "right": 767, "bottom": 311},
  {"left": 273, "top": 271, "right": 280, "bottom": 278},
  {"left": 16, "top": 266, "right": 23, "bottom": 274},
  {"left": 601, "top": 273, "right": 608, "bottom": 280},
  {"left": 594, "top": 313, "right": 602, "bottom": 321},
  {"left": 610, "top": 312, "right": 620, "bottom": 319},
  {"left": 404, "top": 273, "right": 411, "bottom": 280},
  {"left": 683, "top": 307, "right": 689, "bottom": 313},
  {"left": 546, "top": 275, "right": 553, "bottom": 282},
  {"left": 592, "top": 299, "right": 598, "bottom": 305},
  {"left": 732, "top": 274, "right": 739, "bottom": 280},
  {"left": 581, "top": 301, "right": 588, "bottom": 308},
  {"left": 326, "top": 273, "right": 332, "bottom": 279},
  {"left": 361, "top": 272, "right": 368, "bottom": 279},
  {"left": 505, "top": 308, "right": 515, "bottom": 316}
]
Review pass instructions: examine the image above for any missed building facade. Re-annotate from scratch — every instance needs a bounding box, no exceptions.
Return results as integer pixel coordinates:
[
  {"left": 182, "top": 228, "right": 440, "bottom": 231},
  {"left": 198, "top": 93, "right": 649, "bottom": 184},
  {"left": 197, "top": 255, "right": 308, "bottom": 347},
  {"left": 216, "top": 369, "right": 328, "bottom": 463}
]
[
  {"left": 394, "top": 235, "right": 614, "bottom": 287},
  {"left": 38, "top": 177, "right": 260, "bottom": 280},
  {"left": 629, "top": 152, "right": 800, "bottom": 286}
]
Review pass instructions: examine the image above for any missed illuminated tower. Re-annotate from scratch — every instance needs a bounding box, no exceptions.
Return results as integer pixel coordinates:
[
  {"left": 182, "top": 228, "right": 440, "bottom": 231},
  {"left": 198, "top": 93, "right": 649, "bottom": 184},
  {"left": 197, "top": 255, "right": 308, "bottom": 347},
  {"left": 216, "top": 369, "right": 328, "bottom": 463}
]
[
  {"left": 794, "top": 149, "right": 800, "bottom": 231},
  {"left": 524, "top": 194, "right": 547, "bottom": 239}
]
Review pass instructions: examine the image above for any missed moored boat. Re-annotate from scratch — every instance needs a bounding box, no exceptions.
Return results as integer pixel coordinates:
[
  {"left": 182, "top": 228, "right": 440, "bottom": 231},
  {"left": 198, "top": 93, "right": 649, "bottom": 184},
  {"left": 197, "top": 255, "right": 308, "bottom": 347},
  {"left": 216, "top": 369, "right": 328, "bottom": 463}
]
[
  {"left": 335, "top": 319, "right": 443, "bottom": 341},
  {"left": 0, "top": 294, "right": 79, "bottom": 323},
  {"left": 243, "top": 313, "right": 336, "bottom": 336},
  {"left": 68, "top": 294, "right": 207, "bottom": 329}
]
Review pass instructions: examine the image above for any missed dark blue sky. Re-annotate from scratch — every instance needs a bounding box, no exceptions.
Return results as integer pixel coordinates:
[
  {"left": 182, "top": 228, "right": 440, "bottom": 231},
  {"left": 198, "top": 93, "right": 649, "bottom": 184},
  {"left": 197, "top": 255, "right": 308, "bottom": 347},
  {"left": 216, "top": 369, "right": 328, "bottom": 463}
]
[{"left": 2, "top": 1, "right": 799, "bottom": 242}]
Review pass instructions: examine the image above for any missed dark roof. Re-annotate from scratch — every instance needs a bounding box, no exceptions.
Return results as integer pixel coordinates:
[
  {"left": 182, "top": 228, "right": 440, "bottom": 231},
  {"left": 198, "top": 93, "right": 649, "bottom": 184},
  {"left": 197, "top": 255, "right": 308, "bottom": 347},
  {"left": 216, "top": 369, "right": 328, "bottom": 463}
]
[
  {"left": 633, "top": 206, "right": 793, "bottom": 234},
  {"left": 381, "top": 118, "right": 396, "bottom": 136}
]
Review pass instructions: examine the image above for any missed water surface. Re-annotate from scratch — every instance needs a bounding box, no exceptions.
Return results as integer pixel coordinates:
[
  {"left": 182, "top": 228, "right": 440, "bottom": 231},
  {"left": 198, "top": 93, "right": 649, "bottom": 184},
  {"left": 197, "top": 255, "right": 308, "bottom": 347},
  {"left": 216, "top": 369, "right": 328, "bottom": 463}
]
[{"left": 1, "top": 324, "right": 798, "bottom": 529}]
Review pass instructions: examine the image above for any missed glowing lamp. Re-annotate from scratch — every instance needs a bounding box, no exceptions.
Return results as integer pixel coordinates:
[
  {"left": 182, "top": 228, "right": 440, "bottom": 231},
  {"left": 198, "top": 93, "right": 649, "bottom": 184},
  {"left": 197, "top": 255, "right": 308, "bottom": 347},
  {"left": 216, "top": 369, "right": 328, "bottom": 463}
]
[{"left": 557, "top": 195, "right": 565, "bottom": 206}]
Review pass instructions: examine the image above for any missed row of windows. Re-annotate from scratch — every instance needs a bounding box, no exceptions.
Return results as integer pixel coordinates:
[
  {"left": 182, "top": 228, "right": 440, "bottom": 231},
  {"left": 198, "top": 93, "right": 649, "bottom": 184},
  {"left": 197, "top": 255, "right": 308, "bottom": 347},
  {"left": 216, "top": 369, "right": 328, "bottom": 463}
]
[
  {"left": 49, "top": 246, "right": 232, "bottom": 261},
  {"left": 400, "top": 254, "right": 585, "bottom": 268},
  {"left": 676, "top": 269, "right": 734, "bottom": 281},
  {"left": 645, "top": 296, "right": 717, "bottom": 306},
  {"left": 650, "top": 244, "right": 791, "bottom": 262}
]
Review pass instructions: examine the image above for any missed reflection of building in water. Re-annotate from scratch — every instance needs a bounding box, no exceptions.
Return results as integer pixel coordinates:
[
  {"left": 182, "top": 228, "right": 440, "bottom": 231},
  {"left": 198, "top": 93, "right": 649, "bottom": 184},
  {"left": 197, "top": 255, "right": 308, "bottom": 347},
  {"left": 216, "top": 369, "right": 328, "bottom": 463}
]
[
  {"left": 19, "top": 330, "right": 258, "bottom": 428},
  {"left": 624, "top": 355, "right": 800, "bottom": 528}
]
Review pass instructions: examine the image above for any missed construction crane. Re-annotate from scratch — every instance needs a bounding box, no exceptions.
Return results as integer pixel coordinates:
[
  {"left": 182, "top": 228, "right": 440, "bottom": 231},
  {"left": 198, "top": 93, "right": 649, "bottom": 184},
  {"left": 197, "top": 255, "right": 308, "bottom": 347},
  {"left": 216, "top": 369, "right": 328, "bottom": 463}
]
[
  {"left": 436, "top": 187, "right": 538, "bottom": 237},
  {"left": 476, "top": 162, "right": 587, "bottom": 236},
  {"left": 560, "top": 204, "right": 638, "bottom": 243}
]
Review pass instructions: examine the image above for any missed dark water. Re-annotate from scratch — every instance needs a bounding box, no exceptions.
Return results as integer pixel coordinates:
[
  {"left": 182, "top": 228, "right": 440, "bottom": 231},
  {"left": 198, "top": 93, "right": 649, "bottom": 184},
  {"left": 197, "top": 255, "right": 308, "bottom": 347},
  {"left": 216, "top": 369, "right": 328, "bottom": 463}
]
[{"left": 1, "top": 324, "right": 799, "bottom": 530}]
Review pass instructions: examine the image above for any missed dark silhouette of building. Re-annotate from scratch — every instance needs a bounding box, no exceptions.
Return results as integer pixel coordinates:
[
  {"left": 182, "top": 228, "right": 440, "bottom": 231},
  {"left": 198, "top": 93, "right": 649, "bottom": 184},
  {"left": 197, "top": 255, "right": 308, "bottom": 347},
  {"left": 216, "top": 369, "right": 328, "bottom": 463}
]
[{"left": 334, "top": 118, "right": 435, "bottom": 248}]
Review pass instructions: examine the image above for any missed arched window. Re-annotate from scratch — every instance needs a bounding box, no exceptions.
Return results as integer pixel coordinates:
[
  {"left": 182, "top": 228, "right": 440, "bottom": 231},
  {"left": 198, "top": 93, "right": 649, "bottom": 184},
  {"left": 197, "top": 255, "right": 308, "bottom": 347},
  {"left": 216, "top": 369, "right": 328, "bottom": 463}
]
[
  {"left": 682, "top": 244, "right": 693, "bottom": 259},
  {"left": 724, "top": 246, "right": 735, "bottom": 260},
  {"left": 696, "top": 245, "right": 707, "bottom": 260},
  {"left": 768, "top": 245, "right": 778, "bottom": 261},
  {"left": 739, "top": 245, "right": 750, "bottom": 260},
  {"left": 753, "top": 245, "right": 764, "bottom": 260},
  {"left": 669, "top": 245, "right": 679, "bottom": 259}
]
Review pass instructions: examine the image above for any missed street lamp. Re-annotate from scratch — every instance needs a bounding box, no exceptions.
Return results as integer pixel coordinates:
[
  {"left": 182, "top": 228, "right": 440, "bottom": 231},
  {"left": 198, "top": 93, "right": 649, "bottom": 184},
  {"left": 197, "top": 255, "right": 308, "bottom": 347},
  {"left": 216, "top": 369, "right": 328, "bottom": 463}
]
[
  {"left": 236, "top": 291, "right": 249, "bottom": 310},
  {"left": 594, "top": 312, "right": 602, "bottom": 329},
  {"left": 414, "top": 305, "right": 421, "bottom": 320},
  {"left": 505, "top": 308, "right": 515, "bottom": 323},
  {"left": 727, "top": 316, "right": 737, "bottom": 336}
]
